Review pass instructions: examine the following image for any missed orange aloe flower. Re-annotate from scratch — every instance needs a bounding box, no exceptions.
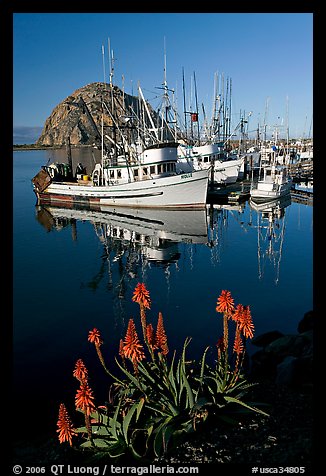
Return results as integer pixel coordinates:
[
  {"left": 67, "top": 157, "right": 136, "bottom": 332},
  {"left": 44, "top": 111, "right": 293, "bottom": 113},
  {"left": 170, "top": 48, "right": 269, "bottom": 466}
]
[
  {"left": 88, "top": 328, "right": 103, "bottom": 347},
  {"left": 238, "top": 305, "right": 255, "bottom": 339},
  {"left": 57, "top": 403, "right": 76, "bottom": 446},
  {"left": 155, "top": 312, "right": 169, "bottom": 356},
  {"left": 73, "top": 358, "right": 88, "bottom": 382},
  {"left": 216, "top": 290, "right": 235, "bottom": 316},
  {"left": 233, "top": 327, "right": 244, "bottom": 355},
  {"left": 132, "top": 283, "right": 151, "bottom": 310},
  {"left": 146, "top": 323, "right": 157, "bottom": 351},
  {"left": 232, "top": 303, "right": 245, "bottom": 322},
  {"left": 122, "top": 318, "right": 145, "bottom": 364},
  {"left": 75, "top": 380, "right": 96, "bottom": 416},
  {"left": 88, "top": 328, "right": 108, "bottom": 372}
]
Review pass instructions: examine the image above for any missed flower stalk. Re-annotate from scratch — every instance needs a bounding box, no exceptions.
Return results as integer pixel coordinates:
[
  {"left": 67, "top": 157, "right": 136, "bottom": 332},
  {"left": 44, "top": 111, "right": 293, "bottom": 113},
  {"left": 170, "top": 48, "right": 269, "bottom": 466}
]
[
  {"left": 132, "top": 282, "right": 151, "bottom": 344},
  {"left": 57, "top": 403, "right": 76, "bottom": 446}
]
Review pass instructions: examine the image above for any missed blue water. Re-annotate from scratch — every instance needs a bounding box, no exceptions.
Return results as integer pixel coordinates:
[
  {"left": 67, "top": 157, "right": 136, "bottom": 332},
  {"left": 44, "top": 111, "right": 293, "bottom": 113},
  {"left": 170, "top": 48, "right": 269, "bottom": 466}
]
[{"left": 13, "top": 149, "right": 313, "bottom": 440}]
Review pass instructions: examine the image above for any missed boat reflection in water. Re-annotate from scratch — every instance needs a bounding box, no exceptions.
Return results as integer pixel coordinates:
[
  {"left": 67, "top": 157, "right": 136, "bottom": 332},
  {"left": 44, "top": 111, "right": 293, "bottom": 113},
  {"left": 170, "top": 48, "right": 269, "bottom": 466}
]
[
  {"left": 249, "top": 193, "right": 291, "bottom": 285},
  {"left": 35, "top": 204, "right": 208, "bottom": 297}
]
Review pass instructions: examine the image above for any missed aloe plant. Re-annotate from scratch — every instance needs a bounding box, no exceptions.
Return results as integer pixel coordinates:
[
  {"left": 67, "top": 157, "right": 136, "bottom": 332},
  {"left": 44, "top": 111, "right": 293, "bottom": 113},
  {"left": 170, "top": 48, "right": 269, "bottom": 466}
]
[{"left": 57, "top": 287, "right": 269, "bottom": 460}]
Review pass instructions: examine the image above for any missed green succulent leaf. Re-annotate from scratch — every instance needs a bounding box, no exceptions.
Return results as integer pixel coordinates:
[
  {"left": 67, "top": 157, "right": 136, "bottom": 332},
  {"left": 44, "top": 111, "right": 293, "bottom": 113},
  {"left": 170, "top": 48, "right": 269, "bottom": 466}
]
[
  {"left": 153, "top": 417, "right": 173, "bottom": 457},
  {"left": 122, "top": 402, "right": 139, "bottom": 444},
  {"left": 224, "top": 396, "right": 270, "bottom": 416}
]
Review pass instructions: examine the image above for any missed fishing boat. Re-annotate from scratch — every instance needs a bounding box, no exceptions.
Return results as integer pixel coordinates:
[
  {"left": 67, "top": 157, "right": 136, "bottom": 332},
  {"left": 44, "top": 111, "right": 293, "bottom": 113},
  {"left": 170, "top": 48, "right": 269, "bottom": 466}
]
[
  {"left": 32, "top": 140, "right": 209, "bottom": 209},
  {"left": 33, "top": 39, "right": 210, "bottom": 212},
  {"left": 177, "top": 142, "right": 244, "bottom": 186},
  {"left": 175, "top": 71, "right": 245, "bottom": 186},
  {"left": 250, "top": 163, "right": 292, "bottom": 202}
]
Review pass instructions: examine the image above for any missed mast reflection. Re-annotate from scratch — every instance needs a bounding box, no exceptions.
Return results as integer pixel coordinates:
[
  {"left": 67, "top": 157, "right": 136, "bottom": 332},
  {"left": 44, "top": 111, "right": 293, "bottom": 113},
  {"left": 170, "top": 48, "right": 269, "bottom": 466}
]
[
  {"left": 35, "top": 204, "right": 208, "bottom": 302},
  {"left": 249, "top": 194, "right": 291, "bottom": 284}
]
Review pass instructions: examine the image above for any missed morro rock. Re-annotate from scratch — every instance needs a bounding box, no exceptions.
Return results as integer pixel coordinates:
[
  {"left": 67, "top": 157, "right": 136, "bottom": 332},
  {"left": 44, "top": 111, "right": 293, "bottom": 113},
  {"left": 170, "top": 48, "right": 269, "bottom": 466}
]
[{"left": 36, "top": 82, "right": 153, "bottom": 147}]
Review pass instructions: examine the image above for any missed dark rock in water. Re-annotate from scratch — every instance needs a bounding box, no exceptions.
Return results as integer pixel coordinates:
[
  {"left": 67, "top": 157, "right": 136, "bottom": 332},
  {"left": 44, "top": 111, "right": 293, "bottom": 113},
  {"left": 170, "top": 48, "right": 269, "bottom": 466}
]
[
  {"left": 250, "top": 312, "right": 313, "bottom": 387},
  {"left": 297, "top": 310, "right": 313, "bottom": 333},
  {"left": 276, "top": 355, "right": 297, "bottom": 385},
  {"left": 250, "top": 349, "right": 281, "bottom": 379},
  {"left": 252, "top": 330, "right": 284, "bottom": 347},
  {"left": 265, "top": 334, "right": 311, "bottom": 358},
  {"left": 293, "top": 355, "right": 313, "bottom": 386}
]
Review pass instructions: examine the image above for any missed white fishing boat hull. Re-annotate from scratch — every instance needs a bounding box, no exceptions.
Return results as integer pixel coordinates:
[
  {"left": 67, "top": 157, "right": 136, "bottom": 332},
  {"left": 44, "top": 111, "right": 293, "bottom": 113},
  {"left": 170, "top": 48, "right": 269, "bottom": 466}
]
[
  {"left": 34, "top": 168, "right": 209, "bottom": 209},
  {"left": 212, "top": 158, "right": 243, "bottom": 185}
]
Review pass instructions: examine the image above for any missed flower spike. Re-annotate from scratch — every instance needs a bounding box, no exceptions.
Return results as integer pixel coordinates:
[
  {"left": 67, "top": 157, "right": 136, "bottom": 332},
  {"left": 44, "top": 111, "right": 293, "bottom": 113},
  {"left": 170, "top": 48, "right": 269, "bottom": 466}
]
[
  {"left": 216, "top": 290, "right": 235, "bottom": 316},
  {"left": 57, "top": 403, "right": 76, "bottom": 446},
  {"left": 238, "top": 305, "right": 255, "bottom": 339},
  {"left": 88, "top": 328, "right": 103, "bottom": 346},
  {"left": 122, "top": 319, "right": 146, "bottom": 366},
  {"left": 155, "top": 312, "right": 169, "bottom": 356},
  {"left": 132, "top": 283, "right": 151, "bottom": 310},
  {"left": 73, "top": 359, "right": 88, "bottom": 382},
  {"left": 75, "top": 380, "right": 96, "bottom": 416}
]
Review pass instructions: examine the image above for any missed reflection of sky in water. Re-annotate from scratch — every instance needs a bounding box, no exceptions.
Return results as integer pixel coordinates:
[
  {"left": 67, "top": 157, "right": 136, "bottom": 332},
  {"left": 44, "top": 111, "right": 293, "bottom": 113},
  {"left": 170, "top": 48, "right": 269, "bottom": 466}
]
[{"left": 13, "top": 150, "right": 313, "bottom": 436}]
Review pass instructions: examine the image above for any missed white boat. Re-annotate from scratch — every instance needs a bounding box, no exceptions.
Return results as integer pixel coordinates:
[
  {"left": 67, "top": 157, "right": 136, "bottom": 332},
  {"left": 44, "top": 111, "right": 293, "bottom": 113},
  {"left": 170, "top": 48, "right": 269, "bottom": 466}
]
[
  {"left": 250, "top": 164, "right": 292, "bottom": 202},
  {"left": 32, "top": 141, "right": 209, "bottom": 209},
  {"left": 177, "top": 142, "right": 244, "bottom": 186},
  {"left": 297, "top": 146, "right": 313, "bottom": 161}
]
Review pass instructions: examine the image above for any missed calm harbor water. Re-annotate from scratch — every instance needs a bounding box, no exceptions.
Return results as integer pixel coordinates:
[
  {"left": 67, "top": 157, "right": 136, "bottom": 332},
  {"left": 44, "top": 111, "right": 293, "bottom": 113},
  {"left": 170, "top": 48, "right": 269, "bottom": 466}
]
[{"left": 13, "top": 149, "right": 313, "bottom": 443}]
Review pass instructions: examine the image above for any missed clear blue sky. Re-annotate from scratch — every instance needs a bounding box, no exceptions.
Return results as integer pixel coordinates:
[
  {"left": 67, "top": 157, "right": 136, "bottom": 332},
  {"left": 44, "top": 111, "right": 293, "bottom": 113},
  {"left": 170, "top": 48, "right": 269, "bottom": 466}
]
[{"left": 13, "top": 12, "right": 313, "bottom": 139}]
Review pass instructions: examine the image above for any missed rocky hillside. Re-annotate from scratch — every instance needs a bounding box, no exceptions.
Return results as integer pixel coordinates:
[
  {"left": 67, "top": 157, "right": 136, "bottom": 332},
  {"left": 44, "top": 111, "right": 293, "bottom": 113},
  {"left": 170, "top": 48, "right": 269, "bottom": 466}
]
[{"left": 36, "top": 82, "right": 157, "bottom": 147}]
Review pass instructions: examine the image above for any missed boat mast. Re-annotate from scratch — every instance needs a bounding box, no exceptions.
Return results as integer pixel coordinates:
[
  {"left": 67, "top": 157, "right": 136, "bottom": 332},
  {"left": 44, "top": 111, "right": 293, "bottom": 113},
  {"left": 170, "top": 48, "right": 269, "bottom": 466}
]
[
  {"left": 108, "top": 38, "right": 117, "bottom": 161},
  {"left": 285, "top": 95, "right": 289, "bottom": 165},
  {"left": 221, "top": 73, "right": 225, "bottom": 141},
  {"left": 210, "top": 72, "right": 218, "bottom": 141},
  {"left": 101, "top": 44, "right": 106, "bottom": 181},
  {"left": 263, "top": 97, "right": 270, "bottom": 145},
  {"left": 163, "top": 36, "right": 168, "bottom": 130},
  {"left": 182, "top": 67, "right": 188, "bottom": 141},
  {"left": 225, "top": 77, "right": 229, "bottom": 143},
  {"left": 193, "top": 71, "right": 200, "bottom": 145},
  {"left": 156, "top": 37, "right": 177, "bottom": 142},
  {"left": 228, "top": 77, "right": 232, "bottom": 139}
]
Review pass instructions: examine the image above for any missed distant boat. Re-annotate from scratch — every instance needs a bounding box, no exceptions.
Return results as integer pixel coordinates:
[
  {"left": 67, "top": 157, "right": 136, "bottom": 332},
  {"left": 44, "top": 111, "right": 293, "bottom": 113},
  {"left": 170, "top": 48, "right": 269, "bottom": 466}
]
[
  {"left": 250, "top": 163, "right": 292, "bottom": 202},
  {"left": 296, "top": 144, "right": 313, "bottom": 161},
  {"left": 177, "top": 142, "right": 244, "bottom": 186}
]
